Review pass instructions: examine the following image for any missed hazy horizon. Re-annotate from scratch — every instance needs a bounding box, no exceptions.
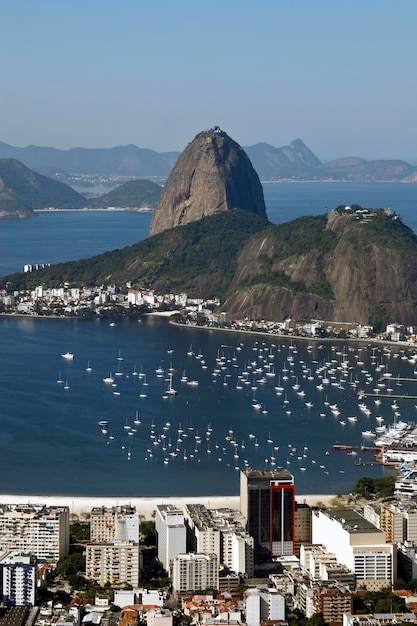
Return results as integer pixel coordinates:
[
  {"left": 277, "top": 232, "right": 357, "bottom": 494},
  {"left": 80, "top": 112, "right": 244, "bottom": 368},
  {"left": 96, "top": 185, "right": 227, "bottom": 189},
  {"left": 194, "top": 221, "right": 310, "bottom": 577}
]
[{"left": 1, "top": 0, "right": 416, "bottom": 163}]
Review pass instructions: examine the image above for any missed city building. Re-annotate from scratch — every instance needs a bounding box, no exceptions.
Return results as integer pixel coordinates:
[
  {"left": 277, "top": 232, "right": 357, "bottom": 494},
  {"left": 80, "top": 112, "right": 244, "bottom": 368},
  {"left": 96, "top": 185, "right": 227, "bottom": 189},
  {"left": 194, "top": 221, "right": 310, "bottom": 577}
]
[
  {"left": 294, "top": 502, "right": 312, "bottom": 557},
  {"left": 245, "top": 587, "right": 286, "bottom": 626},
  {"left": 0, "top": 504, "right": 69, "bottom": 565},
  {"left": 90, "top": 505, "right": 139, "bottom": 543},
  {"left": 312, "top": 509, "right": 395, "bottom": 590},
  {"left": 300, "top": 544, "right": 355, "bottom": 588},
  {"left": 172, "top": 553, "right": 218, "bottom": 594},
  {"left": 146, "top": 608, "right": 173, "bottom": 626},
  {"left": 313, "top": 585, "right": 352, "bottom": 626},
  {"left": 155, "top": 505, "right": 187, "bottom": 572},
  {"left": 397, "top": 543, "right": 417, "bottom": 583},
  {"left": 86, "top": 541, "right": 140, "bottom": 587},
  {"left": 1, "top": 552, "right": 37, "bottom": 606},
  {"left": 240, "top": 469, "right": 295, "bottom": 566},
  {"left": 184, "top": 504, "right": 222, "bottom": 557},
  {"left": 113, "top": 588, "right": 164, "bottom": 609},
  {"left": 184, "top": 504, "right": 254, "bottom": 576},
  {"left": 380, "top": 501, "right": 417, "bottom": 544}
]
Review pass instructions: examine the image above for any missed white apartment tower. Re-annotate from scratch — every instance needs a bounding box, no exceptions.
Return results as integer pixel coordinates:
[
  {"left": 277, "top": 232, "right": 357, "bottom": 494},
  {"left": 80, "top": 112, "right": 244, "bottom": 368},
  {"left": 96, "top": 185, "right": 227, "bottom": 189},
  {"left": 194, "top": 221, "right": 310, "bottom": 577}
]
[
  {"left": 0, "top": 504, "right": 69, "bottom": 565},
  {"left": 155, "top": 505, "right": 186, "bottom": 572},
  {"left": 172, "top": 553, "right": 218, "bottom": 593},
  {"left": 222, "top": 529, "right": 254, "bottom": 577},
  {"left": 1, "top": 552, "right": 37, "bottom": 606}
]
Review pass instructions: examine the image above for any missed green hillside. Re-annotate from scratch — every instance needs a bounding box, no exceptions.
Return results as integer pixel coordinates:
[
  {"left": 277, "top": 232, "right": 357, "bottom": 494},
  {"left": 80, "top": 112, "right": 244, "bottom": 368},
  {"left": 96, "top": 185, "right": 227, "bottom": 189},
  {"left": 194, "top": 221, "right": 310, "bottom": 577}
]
[
  {"left": 89, "top": 179, "right": 162, "bottom": 208},
  {"left": 3, "top": 210, "right": 270, "bottom": 298},
  {"left": 0, "top": 158, "right": 86, "bottom": 213}
]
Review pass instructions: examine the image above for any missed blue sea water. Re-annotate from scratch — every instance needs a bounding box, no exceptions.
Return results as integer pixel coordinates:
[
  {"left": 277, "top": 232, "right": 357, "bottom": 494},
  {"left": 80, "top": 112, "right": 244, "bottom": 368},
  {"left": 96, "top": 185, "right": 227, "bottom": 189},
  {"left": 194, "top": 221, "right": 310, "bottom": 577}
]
[{"left": 0, "top": 182, "right": 416, "bottom": 497}]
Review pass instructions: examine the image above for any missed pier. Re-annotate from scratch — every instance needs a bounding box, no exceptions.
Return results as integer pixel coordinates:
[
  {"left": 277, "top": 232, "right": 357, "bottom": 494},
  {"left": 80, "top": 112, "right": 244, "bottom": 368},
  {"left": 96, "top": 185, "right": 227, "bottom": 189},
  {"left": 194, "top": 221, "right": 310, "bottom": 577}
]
[{"left": 358, "top": 391, "right": 417, "bottom": 399}]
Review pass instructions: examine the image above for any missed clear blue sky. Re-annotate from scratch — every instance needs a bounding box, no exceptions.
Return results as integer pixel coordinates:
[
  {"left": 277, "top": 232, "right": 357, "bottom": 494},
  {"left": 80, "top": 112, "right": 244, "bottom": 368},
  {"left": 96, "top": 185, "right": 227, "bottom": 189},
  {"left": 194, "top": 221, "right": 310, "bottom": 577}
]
[{"left": 1, "top": 0, "right": 416, "bottom": 161}]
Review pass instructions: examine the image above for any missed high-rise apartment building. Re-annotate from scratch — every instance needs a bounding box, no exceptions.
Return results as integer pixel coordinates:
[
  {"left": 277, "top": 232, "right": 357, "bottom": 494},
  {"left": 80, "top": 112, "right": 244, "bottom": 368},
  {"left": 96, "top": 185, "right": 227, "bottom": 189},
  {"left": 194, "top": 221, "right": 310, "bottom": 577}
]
[
  {"left": 0, "top": 504, "right": 69, "bottom": 565},
  {"left": 172, "top": 553, "right": 218, "bottom": 593},
  {"left": 1, "top": 552, "right": 37, "bottom": 606},
  {"left": 240, "top": 469, "right": 295, "bottom": 565},
  {"left": 90, "top": 505, "right": 139, "bottom": 543},
  {"left": 155, "top": 505, "right": 187, "bottom": 572},
  {"left": 184, "top": 504, "right": 254, "bottom": 576},
  {"left": 86, "top": 541, "right": 140, "bottom": 587}
]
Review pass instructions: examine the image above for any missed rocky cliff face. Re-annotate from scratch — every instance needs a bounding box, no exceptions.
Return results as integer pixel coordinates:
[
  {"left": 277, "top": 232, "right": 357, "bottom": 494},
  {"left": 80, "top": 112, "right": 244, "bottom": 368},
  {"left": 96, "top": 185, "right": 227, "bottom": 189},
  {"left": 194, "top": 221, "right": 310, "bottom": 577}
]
[
  {"left": 148, "top": 128, "right": 267, "bottom": 236},
  {"left": 223, "top": 210, "right": 417, "bottom": 326}
]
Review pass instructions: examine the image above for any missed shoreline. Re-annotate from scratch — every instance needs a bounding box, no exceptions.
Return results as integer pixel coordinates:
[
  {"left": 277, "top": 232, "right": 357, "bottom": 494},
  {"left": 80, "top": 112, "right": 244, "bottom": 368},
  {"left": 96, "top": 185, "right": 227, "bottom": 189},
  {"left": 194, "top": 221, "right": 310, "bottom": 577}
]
[
  {"left": 1, "top": 313, "right": 414, "bottom": 349},
  {"left": 0, "top": 493, "right": 338, "bottom": 520},
  {"left": 169, "top": 320, "right": 415, "bottom": 348}
]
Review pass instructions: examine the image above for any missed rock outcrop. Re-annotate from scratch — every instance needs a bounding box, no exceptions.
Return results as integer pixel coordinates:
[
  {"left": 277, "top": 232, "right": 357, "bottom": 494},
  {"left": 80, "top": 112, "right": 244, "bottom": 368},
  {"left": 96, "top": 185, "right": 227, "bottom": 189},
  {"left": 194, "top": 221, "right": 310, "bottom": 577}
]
[
  {"left": 222, "top": 209, "right": 417, "bottom": 326},
  {"left": 148, "top": 128, "right": 267, "bottom": 236}
]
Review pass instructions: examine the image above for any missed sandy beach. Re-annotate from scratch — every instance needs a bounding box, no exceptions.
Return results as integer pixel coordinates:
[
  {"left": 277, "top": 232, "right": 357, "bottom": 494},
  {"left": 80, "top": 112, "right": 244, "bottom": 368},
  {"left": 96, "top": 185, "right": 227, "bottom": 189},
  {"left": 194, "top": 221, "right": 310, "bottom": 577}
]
[{"left": 0, "top": 493, "right": 338, "bottom": 520}]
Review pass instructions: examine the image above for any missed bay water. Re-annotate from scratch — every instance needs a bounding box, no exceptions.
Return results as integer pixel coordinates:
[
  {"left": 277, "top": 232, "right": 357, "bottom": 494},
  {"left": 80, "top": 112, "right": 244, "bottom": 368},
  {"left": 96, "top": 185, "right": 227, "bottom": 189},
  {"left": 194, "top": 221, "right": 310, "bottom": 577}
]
[{"left": 0, "top": 182, "right": 416, "bottom": 497}]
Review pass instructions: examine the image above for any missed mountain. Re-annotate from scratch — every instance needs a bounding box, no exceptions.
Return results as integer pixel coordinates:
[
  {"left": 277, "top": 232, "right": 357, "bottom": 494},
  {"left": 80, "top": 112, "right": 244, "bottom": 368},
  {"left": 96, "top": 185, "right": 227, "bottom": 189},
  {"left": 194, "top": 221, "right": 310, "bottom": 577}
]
[
  {"left": 0, "top": 141, "right": 178, "bottom": 177},
  {"left": 0, "top": 158, "right": 86, "bottom": 217},
  {"left": 149, "top": 128, "right": 267, "bottom": 236},
  {"left": 3, "top": 137, "right": 416, "bottom": 182},
  {"left": 245, "top": 138, "right": 321, "bottom": 179},
  {"left": 89, "top": 180, "right": 162, "bottom": 208},
  {"left": 221, "top": 208, "right": 417, "bottom": 327},
  {"left": 315, "top": 157, "right": 417, "bottom": 182},
  {"left": 4, "top": 207, "right": 417, "bottom": 328}
]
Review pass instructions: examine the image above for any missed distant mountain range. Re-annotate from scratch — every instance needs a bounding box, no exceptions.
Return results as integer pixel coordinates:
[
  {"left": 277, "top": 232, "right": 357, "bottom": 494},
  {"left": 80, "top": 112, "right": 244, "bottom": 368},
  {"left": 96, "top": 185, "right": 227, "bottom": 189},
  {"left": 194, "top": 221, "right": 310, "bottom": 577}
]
[
  {"left": 1, "top": 138, "right": 416, "bottom": 183},
  {"left": 0, "top": 159, "right": 162, "bottom": 217}
]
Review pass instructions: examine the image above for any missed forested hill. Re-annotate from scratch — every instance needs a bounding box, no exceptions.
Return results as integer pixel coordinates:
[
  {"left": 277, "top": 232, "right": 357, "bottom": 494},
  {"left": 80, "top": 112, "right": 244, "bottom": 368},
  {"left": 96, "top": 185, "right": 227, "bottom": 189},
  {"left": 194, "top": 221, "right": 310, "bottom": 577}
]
[
  {"left": 3, "top": 207, "right": 417, "bottom": 328},
  {"left": 0, "top": 158, "right": 86, "bottom": 217},
  {"left": 89, "top": 179, "right": 162, "bottom": 208}
]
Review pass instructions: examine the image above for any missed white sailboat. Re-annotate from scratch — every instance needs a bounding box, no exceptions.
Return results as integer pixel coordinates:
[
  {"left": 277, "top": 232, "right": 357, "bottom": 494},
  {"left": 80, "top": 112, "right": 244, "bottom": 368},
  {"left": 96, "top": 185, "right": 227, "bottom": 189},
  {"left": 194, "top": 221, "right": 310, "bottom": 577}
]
[{"left": 166, "top": 373, "right": 177, "bottom": 395}]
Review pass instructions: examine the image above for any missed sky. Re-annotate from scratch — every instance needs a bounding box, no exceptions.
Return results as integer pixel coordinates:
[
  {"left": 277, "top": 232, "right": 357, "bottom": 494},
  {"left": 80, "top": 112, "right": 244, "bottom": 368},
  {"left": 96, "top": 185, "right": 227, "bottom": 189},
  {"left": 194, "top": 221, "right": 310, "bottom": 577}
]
[{"left": 1, "top": 0, "right": 416, "bottom": 162}]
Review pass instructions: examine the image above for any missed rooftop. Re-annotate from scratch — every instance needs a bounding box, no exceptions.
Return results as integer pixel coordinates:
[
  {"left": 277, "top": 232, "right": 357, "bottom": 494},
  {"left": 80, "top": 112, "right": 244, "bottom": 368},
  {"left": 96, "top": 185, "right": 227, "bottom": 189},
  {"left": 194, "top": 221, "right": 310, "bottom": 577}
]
[{"left": 321, "top": 509, "right": 381, "bottom": 534}]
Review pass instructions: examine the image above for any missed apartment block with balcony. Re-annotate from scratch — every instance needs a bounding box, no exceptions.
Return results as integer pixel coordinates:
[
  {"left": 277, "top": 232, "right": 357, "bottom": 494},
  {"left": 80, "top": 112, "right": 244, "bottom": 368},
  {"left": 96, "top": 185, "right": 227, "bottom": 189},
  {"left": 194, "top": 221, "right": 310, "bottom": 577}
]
[
  {"left": 172, "top": 553, "right": 218, "bottom": 594},
  {"left": 1, "top": 552, "right": 37, "bottom": 607},
  {"left": 0, "top": 504, "right": 69, "bottom": 565},
  {"left": 90, "top": 505, "right": 139, "bottom": 543},
  {"left": 86, "top": 541, "right": 140, "bottom": 587}
]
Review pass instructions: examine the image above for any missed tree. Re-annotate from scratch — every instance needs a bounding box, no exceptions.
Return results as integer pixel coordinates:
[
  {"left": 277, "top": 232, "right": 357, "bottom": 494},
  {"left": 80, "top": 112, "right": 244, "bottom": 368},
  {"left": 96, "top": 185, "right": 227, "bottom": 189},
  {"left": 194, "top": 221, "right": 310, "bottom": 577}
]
[
  {"left": 307, "top": 614, "right": 327, "bottom": 626},
  {"left": 70, "top": 521, "right": 90, "bottom": 542},
  {"left": 140, "top": 520, "right": 156, "bottom": 546},
  {"left": 352, "top": 477, "right": 375, "bottom": 498},
  {"left": 55, "top": 553, "right": 86, "bottom": 577}
]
